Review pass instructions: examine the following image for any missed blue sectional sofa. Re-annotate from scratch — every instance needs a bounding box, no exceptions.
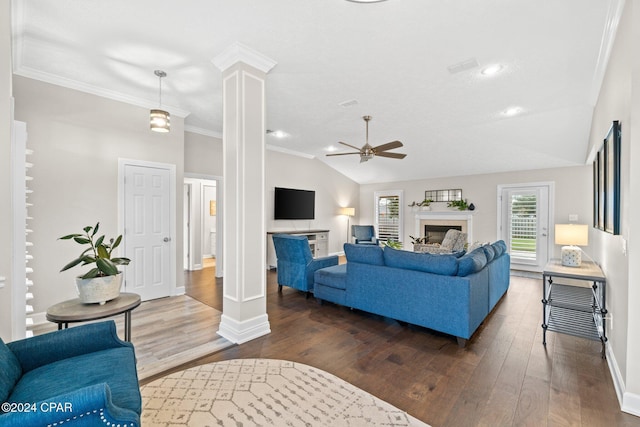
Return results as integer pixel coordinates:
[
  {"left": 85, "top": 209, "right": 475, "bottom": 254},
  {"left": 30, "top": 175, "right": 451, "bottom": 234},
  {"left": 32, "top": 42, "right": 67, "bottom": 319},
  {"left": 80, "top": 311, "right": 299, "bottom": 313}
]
[
  {"left": 314, "top": 241, "right": 510, "bottom": 346},
  {"left": 0, "top": 321, "right": 141, "bottom": 426}
]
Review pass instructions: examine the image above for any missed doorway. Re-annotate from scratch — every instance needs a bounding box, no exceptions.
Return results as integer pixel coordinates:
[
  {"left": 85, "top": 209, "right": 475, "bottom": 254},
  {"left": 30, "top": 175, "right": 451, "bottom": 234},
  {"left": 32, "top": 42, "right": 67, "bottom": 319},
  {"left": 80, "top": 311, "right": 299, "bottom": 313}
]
[
  {"left": 498, "top": 182, "right": 554, "bottom": 272},
  {"left": 184, "top": 175, "right": 223, "bottom": 278}
]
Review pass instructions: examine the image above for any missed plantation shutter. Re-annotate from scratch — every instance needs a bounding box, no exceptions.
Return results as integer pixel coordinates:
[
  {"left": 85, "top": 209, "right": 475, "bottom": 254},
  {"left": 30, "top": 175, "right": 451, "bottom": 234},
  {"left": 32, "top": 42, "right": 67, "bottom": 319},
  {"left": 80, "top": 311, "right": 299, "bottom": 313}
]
[
  {"left": 509, "top": 194, "right": 538, "bottom": 261},
  {"left": 376, "top": 194, "right": 400, "bottom": 242}
]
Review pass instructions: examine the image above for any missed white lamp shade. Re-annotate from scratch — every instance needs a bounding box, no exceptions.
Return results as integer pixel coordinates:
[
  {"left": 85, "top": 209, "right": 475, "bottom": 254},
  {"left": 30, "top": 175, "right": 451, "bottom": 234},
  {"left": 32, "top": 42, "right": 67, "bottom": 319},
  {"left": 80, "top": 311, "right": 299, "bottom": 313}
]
[
  {"left": 555, "top": 224, "right": 588, "bottom": 246},
  {"left": 340, "top": 207, "right": 355, "bottom": 216}
]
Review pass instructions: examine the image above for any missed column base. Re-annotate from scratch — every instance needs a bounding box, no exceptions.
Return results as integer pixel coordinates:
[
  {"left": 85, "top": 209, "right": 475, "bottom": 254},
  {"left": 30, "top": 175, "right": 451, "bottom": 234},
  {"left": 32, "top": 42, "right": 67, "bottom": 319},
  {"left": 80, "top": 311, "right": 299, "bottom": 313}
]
[{"left": 217, "top": 313, "right": 271, "bottom": 344}]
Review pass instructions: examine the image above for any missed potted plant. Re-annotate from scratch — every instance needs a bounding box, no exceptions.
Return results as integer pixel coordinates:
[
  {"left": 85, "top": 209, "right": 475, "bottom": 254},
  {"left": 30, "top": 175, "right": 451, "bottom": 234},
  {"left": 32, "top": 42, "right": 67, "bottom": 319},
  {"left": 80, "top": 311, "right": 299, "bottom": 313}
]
[
  {"left": 60, "top": 223, "right": 130, "bottom": 305},
  {"left": 447, "top": 199, "right": 469, "bottom": 211},
  {"left": 383, "top": 239, "right": 403, "bottom": 250},
  {"left": 418, "top": 198, "right": 433, "bottom": 210}
]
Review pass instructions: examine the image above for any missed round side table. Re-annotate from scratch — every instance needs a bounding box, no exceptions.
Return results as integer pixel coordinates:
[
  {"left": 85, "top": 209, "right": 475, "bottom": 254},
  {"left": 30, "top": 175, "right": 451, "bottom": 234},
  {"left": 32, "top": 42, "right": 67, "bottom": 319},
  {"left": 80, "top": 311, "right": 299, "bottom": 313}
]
[{"left": 46, "top": 293, "right": 141, "bottom": 341}]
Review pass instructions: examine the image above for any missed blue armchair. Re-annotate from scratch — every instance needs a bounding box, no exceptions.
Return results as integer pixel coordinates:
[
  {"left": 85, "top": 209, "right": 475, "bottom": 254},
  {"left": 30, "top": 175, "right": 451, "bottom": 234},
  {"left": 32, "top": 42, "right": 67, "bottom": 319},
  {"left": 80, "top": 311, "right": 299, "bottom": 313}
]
[
  {"left": 352, "top": 225, "right": 380, "bottom": 245},
  {"left": 1, "top": 321, "right": 141, "bottom": 426},
  {"left": 272, "top": 234, "right": 339, "bottom": 296}
]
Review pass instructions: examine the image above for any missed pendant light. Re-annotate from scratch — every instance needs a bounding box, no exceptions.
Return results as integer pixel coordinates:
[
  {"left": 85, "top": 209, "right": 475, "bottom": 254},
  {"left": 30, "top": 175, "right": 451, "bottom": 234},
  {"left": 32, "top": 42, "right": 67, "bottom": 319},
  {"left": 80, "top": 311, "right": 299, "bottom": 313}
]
[{"left": 150, "top": 70, "right": 170, "bottom": 133}]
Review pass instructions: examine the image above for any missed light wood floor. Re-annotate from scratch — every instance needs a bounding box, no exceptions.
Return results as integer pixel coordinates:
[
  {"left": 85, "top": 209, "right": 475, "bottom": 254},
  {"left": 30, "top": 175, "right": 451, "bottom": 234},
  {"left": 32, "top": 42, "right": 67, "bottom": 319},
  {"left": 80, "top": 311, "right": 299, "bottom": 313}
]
[
  {"left": 34, "top": 293, "right": 230, "bottom": 381},
  {"left": 148, "top": 266, "right": 640, "bottom": 427}
]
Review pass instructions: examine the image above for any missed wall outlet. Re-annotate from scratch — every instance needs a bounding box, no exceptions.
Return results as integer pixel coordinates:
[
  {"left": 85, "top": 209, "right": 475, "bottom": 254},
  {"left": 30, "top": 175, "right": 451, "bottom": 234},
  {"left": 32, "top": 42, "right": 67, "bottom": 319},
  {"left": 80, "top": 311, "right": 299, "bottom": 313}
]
[{"left": 568, "top": 214, "right": 579, "bottom": 222}]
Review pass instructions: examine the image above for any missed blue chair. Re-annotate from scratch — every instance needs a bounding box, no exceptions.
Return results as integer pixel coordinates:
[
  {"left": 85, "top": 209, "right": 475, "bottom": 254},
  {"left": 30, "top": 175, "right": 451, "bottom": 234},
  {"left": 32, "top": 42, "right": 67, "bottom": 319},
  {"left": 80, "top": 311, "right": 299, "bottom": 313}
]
[
  {"left": 352, "top": 225, "right": 379, "bottom": 245},
  {"left": 0, "top": 321, "right": 141, "bottom": 426},
  {"left": 272, "top": 234, "right": 339, "bottom": 296}
]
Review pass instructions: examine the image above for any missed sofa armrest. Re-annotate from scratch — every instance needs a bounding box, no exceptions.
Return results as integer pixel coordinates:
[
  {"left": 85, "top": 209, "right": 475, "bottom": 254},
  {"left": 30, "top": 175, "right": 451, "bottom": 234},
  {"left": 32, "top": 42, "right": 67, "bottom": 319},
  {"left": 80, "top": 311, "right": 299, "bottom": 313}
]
[
  {"left": 7, "top": 321, "right": 132, "bottom": 373},
  {"left": 1, "top": 383, "right": 139, "bottom": 427}
]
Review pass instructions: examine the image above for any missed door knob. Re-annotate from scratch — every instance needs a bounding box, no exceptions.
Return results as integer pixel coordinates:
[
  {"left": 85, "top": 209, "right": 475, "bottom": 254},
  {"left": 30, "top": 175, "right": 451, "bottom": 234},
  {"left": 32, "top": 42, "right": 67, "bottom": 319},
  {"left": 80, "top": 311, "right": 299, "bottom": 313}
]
[{"left": 163, "top": 237, "right": 171, "bottom": 242}]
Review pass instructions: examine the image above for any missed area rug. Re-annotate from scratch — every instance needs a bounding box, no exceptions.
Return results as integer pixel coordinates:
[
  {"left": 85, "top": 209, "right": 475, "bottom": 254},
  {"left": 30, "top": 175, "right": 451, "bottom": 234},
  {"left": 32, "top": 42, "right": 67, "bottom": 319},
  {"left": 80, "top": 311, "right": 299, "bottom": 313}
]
[{"left": 141, "top": 358, "right": 430, "bottom": 426}]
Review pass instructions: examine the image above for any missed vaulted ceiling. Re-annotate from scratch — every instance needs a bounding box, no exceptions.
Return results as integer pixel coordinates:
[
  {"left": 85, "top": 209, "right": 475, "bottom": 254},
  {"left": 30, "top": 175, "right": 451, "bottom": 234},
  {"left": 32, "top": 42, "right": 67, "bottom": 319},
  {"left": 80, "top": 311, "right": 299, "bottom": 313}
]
[{"left": 12, "top": 0, "right": 621, "bottom": 184}]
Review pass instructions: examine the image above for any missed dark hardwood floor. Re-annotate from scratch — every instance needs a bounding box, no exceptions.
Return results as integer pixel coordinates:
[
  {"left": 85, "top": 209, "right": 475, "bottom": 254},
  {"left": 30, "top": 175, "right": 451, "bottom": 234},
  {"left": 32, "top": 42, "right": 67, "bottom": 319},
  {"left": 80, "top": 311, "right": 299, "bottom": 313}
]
[{"left": 144, "top": 266, "right": 640, "bottom": 427}]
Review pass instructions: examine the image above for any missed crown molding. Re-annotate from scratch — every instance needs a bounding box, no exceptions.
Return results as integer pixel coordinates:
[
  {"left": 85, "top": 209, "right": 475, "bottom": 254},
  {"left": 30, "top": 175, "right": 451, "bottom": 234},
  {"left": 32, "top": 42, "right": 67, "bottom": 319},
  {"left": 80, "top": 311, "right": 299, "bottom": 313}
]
[
  {"left": 14, "top": 66, "right": 191, "bottom": 118},
  {"left": 185, "top": 125, "right": 223, "bottom": 139},
  {"left": 212, "top": 42, "right": 277, "bottom": 74}
]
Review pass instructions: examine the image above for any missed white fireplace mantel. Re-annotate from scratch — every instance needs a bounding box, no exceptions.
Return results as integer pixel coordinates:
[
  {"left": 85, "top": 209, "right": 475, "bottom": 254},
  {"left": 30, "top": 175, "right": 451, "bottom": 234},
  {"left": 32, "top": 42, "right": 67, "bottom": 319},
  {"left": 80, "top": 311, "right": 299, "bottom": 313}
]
[{"left": 415, "top": 210, "right": 474, "bottom": 244}]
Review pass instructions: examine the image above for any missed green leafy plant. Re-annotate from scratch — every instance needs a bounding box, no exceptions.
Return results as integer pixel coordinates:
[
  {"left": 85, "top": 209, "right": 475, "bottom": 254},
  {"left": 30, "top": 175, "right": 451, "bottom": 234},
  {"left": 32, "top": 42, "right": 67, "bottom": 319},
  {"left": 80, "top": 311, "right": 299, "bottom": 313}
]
[
  {"left": 59, "top": 223, "right": 130, "bottom": 279},
  {"left": 447, "top": 199, "right": 469, "bottom": 210},
  {"left": 418, "top": 198, "right": 433, "bottom": 207},
  {"left": 384, "top": 239, "right": 403, "bottom": 250}
]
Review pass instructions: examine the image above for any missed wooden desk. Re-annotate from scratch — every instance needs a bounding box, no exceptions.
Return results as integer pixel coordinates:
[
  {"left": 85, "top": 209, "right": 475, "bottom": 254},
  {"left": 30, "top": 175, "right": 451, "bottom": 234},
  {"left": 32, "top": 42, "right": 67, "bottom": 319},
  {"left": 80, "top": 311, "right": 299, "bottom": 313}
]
[
  {"left": 541, "top": 259, "right": 607, "bottom": 357},
  {"left": 46, "top": 293, "right": 141, "bottom": 341}
]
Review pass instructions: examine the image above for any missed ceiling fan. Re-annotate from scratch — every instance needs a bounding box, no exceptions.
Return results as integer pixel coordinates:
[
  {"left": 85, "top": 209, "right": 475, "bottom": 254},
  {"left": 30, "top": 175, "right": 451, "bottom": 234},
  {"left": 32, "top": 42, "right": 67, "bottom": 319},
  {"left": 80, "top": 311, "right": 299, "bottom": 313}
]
[{"left": 326, "top": 115, "right": 407, "bottom": 163}]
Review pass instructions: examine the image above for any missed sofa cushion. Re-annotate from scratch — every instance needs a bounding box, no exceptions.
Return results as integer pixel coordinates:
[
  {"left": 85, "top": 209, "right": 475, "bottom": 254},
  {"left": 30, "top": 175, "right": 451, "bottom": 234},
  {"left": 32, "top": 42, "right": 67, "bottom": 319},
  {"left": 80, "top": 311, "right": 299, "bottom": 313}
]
[
  {"left": 0, "top": 338, "right": 22, "bottom": 403},
  {"left": 383, "top": 246, "right": 459, "bottom": 276},
  {"left": 8, "top": 347, "right": 141, "bottom": 415},
  {"left": 492, "top": 240, "right": 507, "bottom": 257},
  {"left": 482, "top": 244, "right": 496, "bottom": 262},
  {"left": 457, "top": 247, "right": 488, "bottom": 277},
  {"left": 344, "top": 243, "right": 385, "bottom": 266},
  {"left": 314, "top": 264, "right": 347, "bottom": 290}
]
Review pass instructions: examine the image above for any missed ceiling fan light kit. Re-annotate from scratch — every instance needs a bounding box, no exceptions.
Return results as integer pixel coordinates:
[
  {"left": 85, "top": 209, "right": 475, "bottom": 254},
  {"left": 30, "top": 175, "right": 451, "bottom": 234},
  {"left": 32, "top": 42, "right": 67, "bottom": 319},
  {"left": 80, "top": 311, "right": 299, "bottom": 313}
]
[{"left": 326, "top": 115, "right": 406, "bottom": 163}]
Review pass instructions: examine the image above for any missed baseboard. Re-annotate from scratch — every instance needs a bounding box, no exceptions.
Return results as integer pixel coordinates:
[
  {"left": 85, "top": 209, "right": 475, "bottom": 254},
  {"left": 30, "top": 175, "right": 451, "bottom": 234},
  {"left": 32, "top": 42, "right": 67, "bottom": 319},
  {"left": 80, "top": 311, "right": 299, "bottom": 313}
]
[
  {"left": 217, "top": 313, "right": 271, "bottom": 344},
  {"left": 606, "top": 342, "right": 640, "bottom": 416},
  {"left": 174, "top": 286, "right": 185, "bottom": 296}
]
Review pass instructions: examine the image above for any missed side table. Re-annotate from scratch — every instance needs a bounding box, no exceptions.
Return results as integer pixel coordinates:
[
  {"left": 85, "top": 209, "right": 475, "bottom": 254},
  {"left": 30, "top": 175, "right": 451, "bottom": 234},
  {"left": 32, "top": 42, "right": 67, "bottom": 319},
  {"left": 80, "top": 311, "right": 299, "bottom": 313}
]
[
  {"left": 46, "top": 292, "right": 141, "bottom": 341},
  {"left": 541, "top": 259, "right": 607, "bottom": 358}
]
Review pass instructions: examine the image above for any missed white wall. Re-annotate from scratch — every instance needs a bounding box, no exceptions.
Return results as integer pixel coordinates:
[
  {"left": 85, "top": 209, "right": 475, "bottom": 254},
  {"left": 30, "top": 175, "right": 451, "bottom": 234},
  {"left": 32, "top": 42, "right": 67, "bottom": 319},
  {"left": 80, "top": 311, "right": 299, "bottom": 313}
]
[
  {"left": 13, "top": 76, "right": 185, "bottom": 316},
  {"left": 0, "top": 0, "right": 13, "bottom": 341},
  {"left": 266, "top": 151, "right": 360, "bottom": 254},
  {"left": 587, "top": 0, "right": 640, "bottom": 412},
  {"left": 359, "top": 165, "right": 592, "bottom": 257},
  {"left": 185, "top": 131, "right": 223, "bottom": 175}
]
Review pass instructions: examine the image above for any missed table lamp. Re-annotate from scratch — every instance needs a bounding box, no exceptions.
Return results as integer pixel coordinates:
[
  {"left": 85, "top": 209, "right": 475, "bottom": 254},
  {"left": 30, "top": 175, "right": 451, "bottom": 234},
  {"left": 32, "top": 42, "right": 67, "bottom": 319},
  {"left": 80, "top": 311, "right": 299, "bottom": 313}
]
[{"left": 555, "top": 224, "right": 589, "bottom": 267}]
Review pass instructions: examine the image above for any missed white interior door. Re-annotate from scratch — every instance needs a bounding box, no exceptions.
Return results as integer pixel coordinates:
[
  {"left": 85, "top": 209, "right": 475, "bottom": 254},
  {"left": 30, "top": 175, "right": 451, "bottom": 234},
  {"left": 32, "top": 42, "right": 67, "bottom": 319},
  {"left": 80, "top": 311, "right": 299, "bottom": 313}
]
[
  {"left": 123, "top": 163, "right": 172, "bottom": 300},
  {"left": 499, "top": 184, "right": 551, "bottom": 272}
]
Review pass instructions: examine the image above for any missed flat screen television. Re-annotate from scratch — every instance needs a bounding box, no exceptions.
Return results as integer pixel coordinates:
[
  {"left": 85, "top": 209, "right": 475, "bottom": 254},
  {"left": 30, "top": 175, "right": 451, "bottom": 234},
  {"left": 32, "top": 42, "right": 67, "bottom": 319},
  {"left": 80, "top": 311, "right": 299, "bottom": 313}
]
[{"left": 274, "top": 187, "right": 315, "bottom": 220}]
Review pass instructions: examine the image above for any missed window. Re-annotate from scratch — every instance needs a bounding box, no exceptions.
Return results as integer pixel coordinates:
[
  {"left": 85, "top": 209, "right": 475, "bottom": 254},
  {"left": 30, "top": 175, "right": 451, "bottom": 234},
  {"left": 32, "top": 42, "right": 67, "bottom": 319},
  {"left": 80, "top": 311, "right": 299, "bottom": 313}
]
[{"left": 374, "top": 190, "right": 403, "bottom": 243}]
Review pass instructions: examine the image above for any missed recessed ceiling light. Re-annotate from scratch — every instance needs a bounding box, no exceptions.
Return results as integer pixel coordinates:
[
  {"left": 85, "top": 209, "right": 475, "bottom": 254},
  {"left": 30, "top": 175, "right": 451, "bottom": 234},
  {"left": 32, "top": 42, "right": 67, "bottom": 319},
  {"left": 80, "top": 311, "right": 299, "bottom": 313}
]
[
  {"left": 481, "top": 64, "right": 503, "bottom": 76},
  {"left": 503, "top": 107, "right": 522, "bottom": 116},
  {"left": 326, "top": 145, "right": 338, "bottom": 152}
]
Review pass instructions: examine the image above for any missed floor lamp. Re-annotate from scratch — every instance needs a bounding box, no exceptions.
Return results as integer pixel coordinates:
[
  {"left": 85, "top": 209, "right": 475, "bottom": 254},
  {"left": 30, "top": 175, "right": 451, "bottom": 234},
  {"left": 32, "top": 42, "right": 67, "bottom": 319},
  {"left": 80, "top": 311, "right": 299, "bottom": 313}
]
[{"left": 340, "top": 207, "right": 355, "bottom": 243}]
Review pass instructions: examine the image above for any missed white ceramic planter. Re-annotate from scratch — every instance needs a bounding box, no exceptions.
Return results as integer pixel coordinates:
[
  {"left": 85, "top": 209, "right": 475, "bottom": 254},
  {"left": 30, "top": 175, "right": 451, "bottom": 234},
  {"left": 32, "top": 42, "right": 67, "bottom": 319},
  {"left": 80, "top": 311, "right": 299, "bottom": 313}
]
[{"left": 75, "top": 273, "right": 122, "bottom": 305}]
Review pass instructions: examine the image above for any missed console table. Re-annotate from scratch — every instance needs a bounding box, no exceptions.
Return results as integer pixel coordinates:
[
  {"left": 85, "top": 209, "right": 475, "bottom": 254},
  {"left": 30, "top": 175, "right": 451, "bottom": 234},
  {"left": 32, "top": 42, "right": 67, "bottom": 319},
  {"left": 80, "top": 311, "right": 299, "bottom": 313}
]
[
  {"left": 267, "top": 229, "right": 329, "bottom": 269},
  {"left": 541, "top": 259, "right": 607, "bottom": 358}
]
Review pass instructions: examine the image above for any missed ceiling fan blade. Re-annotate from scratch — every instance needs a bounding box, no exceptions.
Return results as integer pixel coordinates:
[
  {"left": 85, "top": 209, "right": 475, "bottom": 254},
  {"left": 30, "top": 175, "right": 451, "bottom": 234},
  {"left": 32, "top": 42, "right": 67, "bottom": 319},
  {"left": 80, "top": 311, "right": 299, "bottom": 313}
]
[
  {"left": 372, "top": 140, "right": 403, "bottom": 152},
  {"left": 326, "top": 152, "right": 361, "bottom": 157},
  {"left": 338, "top": 141, "right": 364, "bottom": 151},
  {"left": 376, "top": 151, "right": 407, "bottom": 159}
]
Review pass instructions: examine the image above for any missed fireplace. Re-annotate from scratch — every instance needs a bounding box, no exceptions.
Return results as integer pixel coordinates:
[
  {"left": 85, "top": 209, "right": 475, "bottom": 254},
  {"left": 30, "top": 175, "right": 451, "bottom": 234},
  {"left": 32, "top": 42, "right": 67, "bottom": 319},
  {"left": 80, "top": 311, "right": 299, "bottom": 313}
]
[
  {"left": 414, "top": 211, "right": 473, "bottom": 246},
  {"left": 424, "top": 224, "right": 462, "bottom": 244}
]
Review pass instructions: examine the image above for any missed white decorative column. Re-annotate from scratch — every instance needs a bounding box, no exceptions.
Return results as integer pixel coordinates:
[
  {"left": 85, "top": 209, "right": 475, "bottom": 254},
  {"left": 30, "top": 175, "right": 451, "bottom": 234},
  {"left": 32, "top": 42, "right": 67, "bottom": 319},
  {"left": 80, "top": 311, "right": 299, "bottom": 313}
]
[{"left": 212, "top": 43, "right": 276, "bottom": 344}]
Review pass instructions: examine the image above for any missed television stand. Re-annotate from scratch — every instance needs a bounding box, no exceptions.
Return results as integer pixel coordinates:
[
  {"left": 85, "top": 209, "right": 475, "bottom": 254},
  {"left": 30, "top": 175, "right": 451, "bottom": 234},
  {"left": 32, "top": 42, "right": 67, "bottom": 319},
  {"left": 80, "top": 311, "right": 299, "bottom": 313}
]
[{"left": 266, "top": 229, "right": 330, "bottom": 269}]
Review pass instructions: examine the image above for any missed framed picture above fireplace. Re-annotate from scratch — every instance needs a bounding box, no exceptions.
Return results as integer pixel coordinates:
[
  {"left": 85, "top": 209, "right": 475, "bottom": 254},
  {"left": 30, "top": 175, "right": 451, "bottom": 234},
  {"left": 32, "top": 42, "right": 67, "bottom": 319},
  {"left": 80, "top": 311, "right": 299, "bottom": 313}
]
[
  {"left": 593, "top": 120, "right": 620, "bottom": 235},
  {"left": 424, "top": 188, "right": 462, "bottom": 203}
]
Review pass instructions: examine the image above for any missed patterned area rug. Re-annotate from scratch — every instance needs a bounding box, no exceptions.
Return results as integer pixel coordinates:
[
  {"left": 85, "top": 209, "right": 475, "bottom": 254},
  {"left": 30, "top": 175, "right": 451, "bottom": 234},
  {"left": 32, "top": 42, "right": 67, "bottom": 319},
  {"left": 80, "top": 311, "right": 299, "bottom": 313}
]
[{"left": 141, "top": 358, "right": 430, "bottom": 426}]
